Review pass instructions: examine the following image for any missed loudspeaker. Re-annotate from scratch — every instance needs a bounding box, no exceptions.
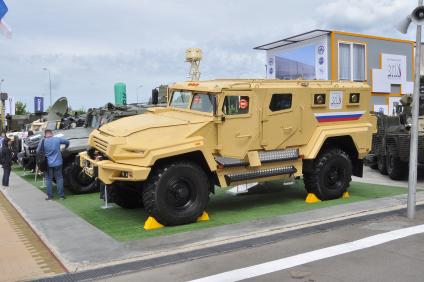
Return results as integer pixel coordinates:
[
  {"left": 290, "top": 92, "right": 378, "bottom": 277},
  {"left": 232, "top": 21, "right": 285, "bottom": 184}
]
[
  {"left": 411, "top": 5, "right": 424, "bottom": 24},
  {"left": 46, "top": 97, "right": 68, "bottom": 121}
]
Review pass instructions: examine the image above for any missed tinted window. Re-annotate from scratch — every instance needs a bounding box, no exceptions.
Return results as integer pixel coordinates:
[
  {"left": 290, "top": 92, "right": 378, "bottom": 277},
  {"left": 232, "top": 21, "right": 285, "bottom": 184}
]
[
  {"left": 269, "top": 94, "right": 292, "bottom": 112},
  {"left": 222, "top": 96, "right": 249, "bottom": 115}
]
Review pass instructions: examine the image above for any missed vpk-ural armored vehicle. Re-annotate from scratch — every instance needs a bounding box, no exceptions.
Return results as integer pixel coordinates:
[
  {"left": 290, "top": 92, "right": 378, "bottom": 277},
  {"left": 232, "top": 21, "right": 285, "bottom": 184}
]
[
  {"left": 80, "top": 79, "right": 376, "bottom": 226},
  {"left": 367, "top": 94, "right": 424, "bottom": 180}
]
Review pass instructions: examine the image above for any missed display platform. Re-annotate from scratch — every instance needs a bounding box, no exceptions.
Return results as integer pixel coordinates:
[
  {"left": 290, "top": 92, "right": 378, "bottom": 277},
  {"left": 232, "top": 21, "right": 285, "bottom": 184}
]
[{"left": 12, "top": 166, "right": 408, "bottom": 241}]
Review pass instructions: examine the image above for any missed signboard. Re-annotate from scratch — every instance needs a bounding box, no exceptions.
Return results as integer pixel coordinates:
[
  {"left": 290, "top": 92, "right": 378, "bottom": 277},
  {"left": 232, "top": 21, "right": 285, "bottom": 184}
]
[
  {"left": 372, "top": 54, "right": 413, "bottom": 94},
  {"left": 34, "top": 96, "right": 44, "bottom": 113},
  {"left": 315, "top": 38, "right": 328, "bottom": 80},
  {"left": 5, "top": 96, "right": 14, "bottom": 115},
  {"left": 329, "top": 91, "right": 343, "bottom": 110}
]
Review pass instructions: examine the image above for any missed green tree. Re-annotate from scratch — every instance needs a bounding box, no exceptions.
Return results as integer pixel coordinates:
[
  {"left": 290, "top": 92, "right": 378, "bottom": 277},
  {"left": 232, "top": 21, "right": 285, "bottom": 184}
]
[{"left": 15, "top": 101, "right": 27, "bottom": 115}]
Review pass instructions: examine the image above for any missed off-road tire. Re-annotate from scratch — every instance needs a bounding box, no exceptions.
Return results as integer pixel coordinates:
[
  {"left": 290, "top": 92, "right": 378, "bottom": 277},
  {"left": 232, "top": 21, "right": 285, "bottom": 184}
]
[
  {"left": 304, "top": 149, "right": 352, "bottom": 200},
  {"left": 142, "top": 161, "right": 210, "bottom": 226},
  {"left": 109, "top": 183, "right": 143, "bottom": 209},
  {"left": 386, "top": 150, "right": 408, "bottom": 180},
  {"left": 377, "top": 156, "right": 387, "bottom": 175},
  {"left": 64, "top": 162, "right": 98, "bottom": 194}
]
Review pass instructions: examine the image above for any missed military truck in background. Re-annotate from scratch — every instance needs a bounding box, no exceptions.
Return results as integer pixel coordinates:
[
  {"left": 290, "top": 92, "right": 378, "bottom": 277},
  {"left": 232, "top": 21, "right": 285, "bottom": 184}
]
[
  {"left": 366, "top": 93, "right": 424, "bottom": 180},
  {"left": 80, "top": 79, "right": 376, "bottom": 226},
  {"left": 19, "top": 86, "right": 167, "bottom": 194}
]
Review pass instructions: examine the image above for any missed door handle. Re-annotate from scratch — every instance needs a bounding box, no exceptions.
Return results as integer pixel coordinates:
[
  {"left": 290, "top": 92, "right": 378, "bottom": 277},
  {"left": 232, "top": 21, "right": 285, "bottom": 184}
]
[
  {"left": 236, "top": 134, "right": 252, "bottom": 139},
  {"left": 283, "top": 126, "right": 293, "bottom": 134}
]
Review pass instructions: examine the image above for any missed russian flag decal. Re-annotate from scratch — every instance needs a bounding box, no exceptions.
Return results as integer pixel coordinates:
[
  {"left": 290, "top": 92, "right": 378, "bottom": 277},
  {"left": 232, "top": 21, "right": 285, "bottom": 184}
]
[{"left": 314, "top": 111, "right": 365, "bottom": 123}]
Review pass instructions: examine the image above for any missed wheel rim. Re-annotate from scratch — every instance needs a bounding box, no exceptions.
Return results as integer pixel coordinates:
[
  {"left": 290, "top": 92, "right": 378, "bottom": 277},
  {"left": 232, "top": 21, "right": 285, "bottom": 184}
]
[
  {"left": 324, "top": 165, "right": 345, "bottom": 189},
  {"left": 76, "top": 170, "right": 93, "bottom": 186},
  {"left": 166, "top": 177, "right": 197, "bottom": 210}
]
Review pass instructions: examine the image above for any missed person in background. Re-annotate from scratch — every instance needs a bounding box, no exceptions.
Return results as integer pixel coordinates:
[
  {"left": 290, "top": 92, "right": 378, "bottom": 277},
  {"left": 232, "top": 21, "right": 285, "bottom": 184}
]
[
  {"left": 36, "top": 129, "right": 69, "bottom": 200},
  {"left": 1, "top": 138, "right": 12, "bottom": 187}
]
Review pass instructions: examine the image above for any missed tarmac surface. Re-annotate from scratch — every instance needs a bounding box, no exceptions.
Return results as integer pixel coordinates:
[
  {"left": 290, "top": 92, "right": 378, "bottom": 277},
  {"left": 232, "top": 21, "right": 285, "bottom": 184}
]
[
  {"left": 0, "top": 189, "right": 65, "bottom": 282},
  {"left": 1, "top": 165, "right": 423, "bottom": 281},
  {"left": 102, "top": 208, "right": 424, "bottom": 282}
]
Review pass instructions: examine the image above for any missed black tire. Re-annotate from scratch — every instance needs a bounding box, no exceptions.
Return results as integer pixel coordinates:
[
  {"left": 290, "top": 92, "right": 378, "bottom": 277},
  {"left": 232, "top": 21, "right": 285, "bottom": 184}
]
[
  {"left": 304, "top": 149, "right": 352, "bottom": 200},
  {"left": 370, "top": 162, "right": 378, "bottom": 170},
  {"left": 64, "top": 162, "right": 98, "bottom": 194},
  {"left": 377, "top": 156, "right": 388, "bottom": 175},
  {"left": 143, "top": 161, "right": 210, "bottom": 226},
  {"left": 109, "top": 183, "right": 143, "bottom": 209},
  {"left": 386, "top": 150, "right": 408, "bottom": 180}
]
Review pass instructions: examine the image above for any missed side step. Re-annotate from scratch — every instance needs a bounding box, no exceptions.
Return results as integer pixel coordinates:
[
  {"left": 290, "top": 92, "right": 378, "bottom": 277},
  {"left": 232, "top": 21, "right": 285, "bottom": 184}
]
[
  {"left": 225, "top": 166, "right": 297, "bottom": 184},
  {"left": 215, "top": 148, "right": 299, "bottom": 168}
]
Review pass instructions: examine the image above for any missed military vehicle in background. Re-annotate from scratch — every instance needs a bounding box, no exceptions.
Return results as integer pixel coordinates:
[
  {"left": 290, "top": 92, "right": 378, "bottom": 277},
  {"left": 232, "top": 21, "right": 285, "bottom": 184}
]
[
  {"left": 80, "top": 79, "right": 375, "bottom": 226},
  {"left": 367, "top": 93, "right": 424, "bottom": 180},
  {"left": 18, "top": 87, "right": 167, "bottom": 194}
]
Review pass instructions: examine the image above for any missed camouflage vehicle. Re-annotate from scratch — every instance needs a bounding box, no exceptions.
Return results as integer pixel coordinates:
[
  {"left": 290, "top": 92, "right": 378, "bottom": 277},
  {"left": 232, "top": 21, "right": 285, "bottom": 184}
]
[
  {"left": 367, "top": 94, "right": 424, "bottom": 180},
  {"left": 19, "top": 95, "right": 166, "bottom": 193},
  {"left": 80, "top": 79, "right": 376, "bottom": 226}
]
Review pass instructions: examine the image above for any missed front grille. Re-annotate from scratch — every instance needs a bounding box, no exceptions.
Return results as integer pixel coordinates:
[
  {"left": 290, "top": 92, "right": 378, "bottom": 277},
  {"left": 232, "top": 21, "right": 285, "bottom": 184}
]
[{"left": 93, "top": 136, "right": 108, "bottom": 153}]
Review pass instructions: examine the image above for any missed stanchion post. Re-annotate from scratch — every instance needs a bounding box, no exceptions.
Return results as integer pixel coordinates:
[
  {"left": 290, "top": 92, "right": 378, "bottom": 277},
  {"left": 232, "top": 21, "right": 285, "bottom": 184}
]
[{"left": 101, "top": 184, "right": 113, "bottom": 209}]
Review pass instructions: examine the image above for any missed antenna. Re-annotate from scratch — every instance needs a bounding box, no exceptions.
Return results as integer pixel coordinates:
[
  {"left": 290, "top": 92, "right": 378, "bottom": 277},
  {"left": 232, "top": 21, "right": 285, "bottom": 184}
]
[{"left": 185, "top": 48, "right": 202, "bottom": 81}]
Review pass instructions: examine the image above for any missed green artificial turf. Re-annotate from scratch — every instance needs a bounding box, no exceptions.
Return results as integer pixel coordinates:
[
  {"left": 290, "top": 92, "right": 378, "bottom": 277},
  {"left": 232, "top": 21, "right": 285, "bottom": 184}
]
[{"left": 13, "top": 165, "right": 408, "bottom": 241}]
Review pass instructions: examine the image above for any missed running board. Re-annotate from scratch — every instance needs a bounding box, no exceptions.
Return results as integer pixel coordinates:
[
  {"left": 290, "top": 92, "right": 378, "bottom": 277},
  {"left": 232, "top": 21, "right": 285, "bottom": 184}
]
[
  {"left": 225, "top": 166, "right": 297, "bottom": 184},
  {"left": 215, "top": 148, "right": 299, "bottom": 168}
]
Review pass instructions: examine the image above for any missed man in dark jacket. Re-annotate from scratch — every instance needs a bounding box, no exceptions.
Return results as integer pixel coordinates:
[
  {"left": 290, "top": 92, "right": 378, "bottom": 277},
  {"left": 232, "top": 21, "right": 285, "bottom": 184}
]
[{"left": 2, "top": 138, "right": 13, "bottom": 187}]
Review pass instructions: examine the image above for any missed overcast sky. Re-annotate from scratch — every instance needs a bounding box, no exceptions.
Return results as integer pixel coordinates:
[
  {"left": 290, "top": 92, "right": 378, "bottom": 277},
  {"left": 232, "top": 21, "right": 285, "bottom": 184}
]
[{"left": 0, "top": 0, "right": 418, "bottom": 111}]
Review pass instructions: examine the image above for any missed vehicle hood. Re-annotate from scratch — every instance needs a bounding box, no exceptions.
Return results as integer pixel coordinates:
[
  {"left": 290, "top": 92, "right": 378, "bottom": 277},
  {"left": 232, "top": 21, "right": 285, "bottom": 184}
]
[{"left": 98, "top": 110, "right": 213, "bottom": 137}]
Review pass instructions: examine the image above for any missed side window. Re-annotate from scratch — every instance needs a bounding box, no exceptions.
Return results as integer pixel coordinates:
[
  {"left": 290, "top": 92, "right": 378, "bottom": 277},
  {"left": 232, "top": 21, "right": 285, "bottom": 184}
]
[
  {"left": 269, "top": 94, "right": 292, "bottom": 112},
  {"left": 222, "top": 96, "right": 249, "bottom": 115}
]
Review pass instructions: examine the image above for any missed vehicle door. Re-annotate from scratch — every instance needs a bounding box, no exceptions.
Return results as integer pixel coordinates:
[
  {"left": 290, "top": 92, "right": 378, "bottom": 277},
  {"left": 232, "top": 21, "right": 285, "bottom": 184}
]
[{"left": 217, "top": 91, "right": 259, "bottom": 159}]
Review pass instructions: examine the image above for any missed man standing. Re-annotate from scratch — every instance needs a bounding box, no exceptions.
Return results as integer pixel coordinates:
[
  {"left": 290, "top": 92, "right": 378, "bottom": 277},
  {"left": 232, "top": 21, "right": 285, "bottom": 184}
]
[{"left": 36, "top": 129, "right": 69, "bottom": 200}]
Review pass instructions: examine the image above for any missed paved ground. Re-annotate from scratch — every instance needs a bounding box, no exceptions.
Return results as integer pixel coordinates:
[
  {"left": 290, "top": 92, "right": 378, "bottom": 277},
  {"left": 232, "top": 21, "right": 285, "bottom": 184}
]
[
  {"left": 0, "top": 189, "right": 65, "bottom": 282},
  {"left": 101, "top": 209, "right": 424, "bottom": 282}
]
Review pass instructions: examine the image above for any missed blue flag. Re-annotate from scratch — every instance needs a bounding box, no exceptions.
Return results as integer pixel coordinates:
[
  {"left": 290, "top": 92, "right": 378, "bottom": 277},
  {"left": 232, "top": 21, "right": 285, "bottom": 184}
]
[
  {"left": 0, "top": 0, "right": 11, "bottom": 38},
  {"left": 0, "top": 0, "right": 7, "bottom": 21}
]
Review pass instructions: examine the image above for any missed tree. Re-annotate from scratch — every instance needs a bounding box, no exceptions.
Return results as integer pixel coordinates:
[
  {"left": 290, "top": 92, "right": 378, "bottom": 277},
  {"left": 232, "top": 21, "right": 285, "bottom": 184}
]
[{"left": 15, "top": 101, "right": 27, "bottom": 115}]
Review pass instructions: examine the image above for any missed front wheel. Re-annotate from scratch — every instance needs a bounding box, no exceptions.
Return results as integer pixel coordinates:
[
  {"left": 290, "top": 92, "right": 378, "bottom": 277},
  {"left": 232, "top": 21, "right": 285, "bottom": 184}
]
[
  {"left": 143, "top": 161, "right": 210, "bottom": 226},
  {"left": 64, "top": 162, "right": 98, "bottom": 194},
  {"left": 386, "top": 150, "right": 408, "bottom": 180},
  {"left": 377, "top": 156, "right": 387, "bottom": 175},
  {"left": 109, "top": 183, "right": 143, "bottom": 209},
  {"left": 304, "top": 149, "right": 352, "bottom": 200}
]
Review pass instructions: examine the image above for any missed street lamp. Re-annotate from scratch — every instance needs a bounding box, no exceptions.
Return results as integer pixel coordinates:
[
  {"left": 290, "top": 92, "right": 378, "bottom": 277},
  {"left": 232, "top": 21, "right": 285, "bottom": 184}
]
[
  {"left": 397, "top": 2, "right": 424, "bottom": 219},
  {"left": 136, "top": 84, "right": 143, "bottom": 103},
  {"left": 42, "top": 67, "right": 52, "bottom": 107}
]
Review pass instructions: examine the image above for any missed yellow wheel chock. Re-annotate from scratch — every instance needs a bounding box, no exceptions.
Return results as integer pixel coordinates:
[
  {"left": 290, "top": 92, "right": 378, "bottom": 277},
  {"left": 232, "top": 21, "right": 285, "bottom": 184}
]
[
  {"left": 342, "top": 191, "right": 350, "bottom": 198},
  {"left": 144, "top": 211, "right": 210, "bottom": 230},
  {"left": 305, "top": 193, "right": 321, "bottom": 203}
]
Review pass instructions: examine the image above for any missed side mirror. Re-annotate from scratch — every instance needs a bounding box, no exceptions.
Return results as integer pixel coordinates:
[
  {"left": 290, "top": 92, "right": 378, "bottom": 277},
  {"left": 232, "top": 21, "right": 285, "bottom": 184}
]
[{"left": 151, "top": 89, "right": 159, "bottom": 105}]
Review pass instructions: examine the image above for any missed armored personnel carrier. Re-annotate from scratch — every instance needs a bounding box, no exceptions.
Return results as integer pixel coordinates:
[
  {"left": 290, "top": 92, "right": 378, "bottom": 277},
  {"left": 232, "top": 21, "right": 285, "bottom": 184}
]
[
  {"left": 367, "top": 94, "right": 424, "bottom": 180},
  {"left": 80, "top": 79, "right": 376, "bottom": 226}
]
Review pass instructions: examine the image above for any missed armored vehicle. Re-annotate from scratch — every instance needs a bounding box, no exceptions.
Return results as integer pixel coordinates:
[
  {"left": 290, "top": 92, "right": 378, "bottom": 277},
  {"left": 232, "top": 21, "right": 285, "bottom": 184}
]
[
  {"left": 19, "top": 100, "right": 165, "bottom": 193},
  {"left": 80, "top": 79, "right": 375, "bottom": 226},
  {"left": 367, "top": 94, "right": 424, "bottom": 180}
]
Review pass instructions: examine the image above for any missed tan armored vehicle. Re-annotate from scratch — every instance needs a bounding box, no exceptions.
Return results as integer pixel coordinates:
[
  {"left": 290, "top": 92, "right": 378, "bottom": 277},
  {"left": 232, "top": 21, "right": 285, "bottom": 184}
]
[{"left": 80, "top": 79, "right": 376, "bottom": 226}]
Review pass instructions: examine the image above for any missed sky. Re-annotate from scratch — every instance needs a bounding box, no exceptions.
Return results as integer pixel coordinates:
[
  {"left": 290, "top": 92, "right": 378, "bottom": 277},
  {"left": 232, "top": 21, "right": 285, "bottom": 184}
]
[{"left": 0, "top": 0, "right": 418, "bottom": 111}]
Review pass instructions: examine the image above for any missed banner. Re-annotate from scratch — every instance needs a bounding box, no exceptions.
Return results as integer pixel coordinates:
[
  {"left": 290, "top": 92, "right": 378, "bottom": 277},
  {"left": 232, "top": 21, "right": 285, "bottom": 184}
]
[
  {"left": 0, "top": 0, "right": 11, "bottom": 38},
  {"left": 34, "top": 96, "right": 44, "bottom": 113}
]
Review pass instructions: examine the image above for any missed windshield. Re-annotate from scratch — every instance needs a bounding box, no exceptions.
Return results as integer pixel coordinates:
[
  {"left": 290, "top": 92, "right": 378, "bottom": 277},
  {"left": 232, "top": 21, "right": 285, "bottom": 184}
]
[{"left": 170, "top": 91, "right": 215, "bottom": 113}]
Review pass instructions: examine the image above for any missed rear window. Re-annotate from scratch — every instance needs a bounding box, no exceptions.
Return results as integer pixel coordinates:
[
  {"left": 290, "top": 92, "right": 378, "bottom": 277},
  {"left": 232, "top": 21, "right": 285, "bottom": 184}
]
[{"left": 269, "top": 94, "right": 292, "bottom": 112}]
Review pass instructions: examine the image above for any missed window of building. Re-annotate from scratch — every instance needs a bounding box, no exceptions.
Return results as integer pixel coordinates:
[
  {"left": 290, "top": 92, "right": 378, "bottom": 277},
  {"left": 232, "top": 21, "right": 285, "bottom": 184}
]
[
  {"left": 269, "top": 94, "right": 292, "bottom": 112},
  {"left": 222, "top": 96, "right": 249, "bottom": 115},
  {"left": 338, "top": 42, "right": 366, "bottom": 81}
]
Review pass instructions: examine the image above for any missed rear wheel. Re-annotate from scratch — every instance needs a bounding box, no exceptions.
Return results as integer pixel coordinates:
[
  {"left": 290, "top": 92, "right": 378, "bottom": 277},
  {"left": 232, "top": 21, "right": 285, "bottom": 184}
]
[
  {"left": 377, "top": 156, "right": 387, "bottom": 175},
  {"left": 386, "top": 150, "right": 408, "bottom": 180},
  {"left": 304, "top": 149, "right": 352, "bottom": 200},
  {"left": 143, "top": 161, "right": 210, "bottom": 226},
  {"left": 110, "top": 183, "right": 143, "bottom": 209}
]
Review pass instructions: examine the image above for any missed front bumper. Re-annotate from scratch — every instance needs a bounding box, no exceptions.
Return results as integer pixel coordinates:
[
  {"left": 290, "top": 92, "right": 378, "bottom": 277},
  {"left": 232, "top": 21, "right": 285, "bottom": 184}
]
[{"left": 79, "top": 151, "right": 151, "bottom": 184}]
